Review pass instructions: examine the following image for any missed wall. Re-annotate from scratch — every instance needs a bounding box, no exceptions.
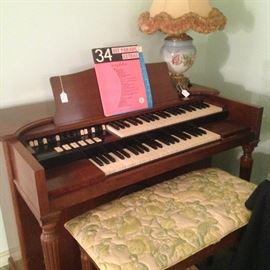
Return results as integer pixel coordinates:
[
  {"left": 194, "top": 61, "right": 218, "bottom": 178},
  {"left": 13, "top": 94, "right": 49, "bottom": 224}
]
[
  {"left": 188, "top": 0, "right": 270, "bottom": 182},
  {"left": 0, "top": 0, "right": 269, "bottom": 265},
  {"left": 1, "top": 0, "right": 159, "bottom": 108},
  {"left": 0, "top": 209, "right": 9, "bottom": 267}
]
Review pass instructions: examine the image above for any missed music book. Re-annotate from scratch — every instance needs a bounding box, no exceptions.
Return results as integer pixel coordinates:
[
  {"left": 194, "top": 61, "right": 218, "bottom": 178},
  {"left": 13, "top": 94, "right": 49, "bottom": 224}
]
[{"left": 92, "top": 45, "right": 153, "bottom": 116}]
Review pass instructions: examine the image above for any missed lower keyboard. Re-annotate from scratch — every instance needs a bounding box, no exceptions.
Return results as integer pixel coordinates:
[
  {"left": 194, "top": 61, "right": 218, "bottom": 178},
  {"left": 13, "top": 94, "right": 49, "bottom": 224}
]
[{"left": 88, "top": 124, "right": 221, "bottom": 175}]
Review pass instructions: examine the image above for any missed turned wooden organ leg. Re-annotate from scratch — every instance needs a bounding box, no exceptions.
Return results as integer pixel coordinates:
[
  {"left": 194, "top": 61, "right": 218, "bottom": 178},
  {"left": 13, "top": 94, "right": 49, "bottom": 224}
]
[
  {"left": 80, "top": 247, "right": 96, "bottom": 270},
  {"left": 40, "top": 213, "right": 61, "bottom": 270},
  {"left": 240, "top": 143, "right": 256, "bottom": 181}
]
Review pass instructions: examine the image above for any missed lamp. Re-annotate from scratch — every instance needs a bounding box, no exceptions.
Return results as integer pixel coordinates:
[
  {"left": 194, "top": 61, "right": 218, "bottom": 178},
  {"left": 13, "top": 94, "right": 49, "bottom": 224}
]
[{"left": 139, "top": 0, "right": 226, "bottom": 92}]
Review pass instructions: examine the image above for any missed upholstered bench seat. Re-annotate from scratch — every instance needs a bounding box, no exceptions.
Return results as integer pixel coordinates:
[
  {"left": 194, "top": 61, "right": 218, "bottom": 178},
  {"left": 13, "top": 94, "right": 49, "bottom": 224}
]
[{"left": 65, "top": 168, "right": 256, "bottom": 270}]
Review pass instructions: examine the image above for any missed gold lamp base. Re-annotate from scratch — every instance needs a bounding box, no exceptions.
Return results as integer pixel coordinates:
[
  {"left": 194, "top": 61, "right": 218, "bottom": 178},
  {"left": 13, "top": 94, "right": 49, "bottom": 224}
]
[{"left": 170, "top": 74, "right": 191, "bottom": 95}]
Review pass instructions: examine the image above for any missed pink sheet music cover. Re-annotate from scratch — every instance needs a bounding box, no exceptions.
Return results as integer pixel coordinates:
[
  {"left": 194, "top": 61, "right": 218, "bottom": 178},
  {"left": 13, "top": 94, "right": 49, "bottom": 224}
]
[{"left": 92, "top": 45, "right": 153, "bottom": 116}]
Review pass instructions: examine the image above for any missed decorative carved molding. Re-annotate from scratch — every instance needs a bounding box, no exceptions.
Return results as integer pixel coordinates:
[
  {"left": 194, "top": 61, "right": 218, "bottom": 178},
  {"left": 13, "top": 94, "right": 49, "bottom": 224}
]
[{"left": 139, "top": 8, "right": 227, "bottom": 36}]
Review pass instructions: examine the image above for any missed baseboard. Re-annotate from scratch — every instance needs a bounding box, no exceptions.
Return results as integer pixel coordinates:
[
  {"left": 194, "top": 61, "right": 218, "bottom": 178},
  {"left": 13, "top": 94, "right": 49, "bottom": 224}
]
[{"left": 0, "top": 249, "right": 9, "bottom": 267}]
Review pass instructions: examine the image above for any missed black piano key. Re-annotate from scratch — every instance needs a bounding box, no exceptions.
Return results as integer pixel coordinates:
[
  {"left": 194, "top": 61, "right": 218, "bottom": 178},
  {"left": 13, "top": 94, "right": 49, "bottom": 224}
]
[
  {"left": 155, "top": 135, "right": 171, "bottom": 146},
  {"left": 190, "top": 126, "right": 204, "bottom": 136},
  {"left": 125, "top": 145, "right": 140, "bottom": 155},
  {"left": 173, "top": 129, "right": 190, "bottom": 140},
  {"left": 138, "top": 115, "right": 151, "bottom": 122},
  {"left": 182, "top": 130, "right": 195, "bottom": 138},
  {"left": 165, "top": 132, "right": 180, "bottom": 143},
  {"left": 109, "top": 122, "right": 121, "bottom": 130},
  {"left": 201, "top": 102, "right": 210, "bottom": 108},
  {"left": 112, "top": 149, "right": 125, "bottom": 160},
  {"left": 158, "top": 131, "right": 176, "bottom": 144},
  {"left": 90, "top": 156, "right": 104, "bottom": 166},
  {"left": 165, "top": 108, "right": 178, "bottom": 116},
  {"left": 152, "top": 139, "right": 164, "bottom": 148},
  {"left": 107, "top": 144, "right": 125, "bottom": 159},
  {"left": 130, "top": 143, "right": 145, "bottom": 154},
  {"left": 161, "top": 111, "right": 172, "bottom": 117},
  {"left": 97, "top": 154, "right": 111, "bottom": 164},
  {"left": 136, "top": 142, "right": 149, "bottom": 152},
  {"left": 174, "top": 107, "right": 186, "bottom": 114},
  {"left": 185, "top": 126, "right": 201, "bottom": 136},
  {"left": 164, "top": 134, "right": 176, "bottom": 144},
  {"left": 141, "top": 138, "right": 158, "bottom": 150},
  {"left": 137, "top": 142, "right": 150, "bottom": 152},
  {"left": 169, "top": 131, "right": 184, "bottom": 141},
  {"left": 145, "top": 113, "right": 158, "bottom": 121},
  {"left": 102, "top": 151, "right": 116, "bottom": 162},
  {"left": 118, "top": 120, "right": 130, "bottom": 128},
  {"left": 133, "top": 117, "right": 144, "bottom": 125},
  {"left": 125, "top": 118, "right": 139, "bottom": 126},
  {"left": 197, "top": 127, "right": 207, "bottom": 135},
  {"left": 114, "top": 120, "right": 126, "bottom": 129},
  {"left": 191, "top": 102, "right": 204, "bottom": 109},
  {"left": 118, "top": 147, "right": 131, "bottom": 158},
  {"left": 154, "top": 112, "right": 168, "bottom": 119},
  {"left": 180, "top": 105, "right": 194, "bottom": 112}
]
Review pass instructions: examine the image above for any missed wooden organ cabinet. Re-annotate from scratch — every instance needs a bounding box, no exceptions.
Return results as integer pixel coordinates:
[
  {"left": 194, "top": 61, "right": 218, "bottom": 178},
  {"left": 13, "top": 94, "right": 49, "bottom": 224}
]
[{"left": 0, "top": 63, "right": 263, "bottom": 270}]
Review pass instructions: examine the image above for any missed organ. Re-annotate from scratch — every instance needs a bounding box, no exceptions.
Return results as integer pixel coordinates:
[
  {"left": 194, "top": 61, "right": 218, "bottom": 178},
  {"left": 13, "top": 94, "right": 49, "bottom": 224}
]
[{"left": 0, "top": 62, "right": 263, "bottom": 270}]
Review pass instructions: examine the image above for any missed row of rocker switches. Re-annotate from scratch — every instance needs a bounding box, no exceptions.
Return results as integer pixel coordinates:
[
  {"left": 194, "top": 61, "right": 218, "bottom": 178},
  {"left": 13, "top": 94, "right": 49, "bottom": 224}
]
[{"left": 28, "top": 125, "right": 106, "bottom": 153}]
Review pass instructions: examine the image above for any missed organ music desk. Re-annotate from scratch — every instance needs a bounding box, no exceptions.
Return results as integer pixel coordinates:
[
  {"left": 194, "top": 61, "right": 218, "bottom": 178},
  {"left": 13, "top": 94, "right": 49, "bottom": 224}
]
[{"left": 0, "top": 63, "right": 263, "bottom": 270}]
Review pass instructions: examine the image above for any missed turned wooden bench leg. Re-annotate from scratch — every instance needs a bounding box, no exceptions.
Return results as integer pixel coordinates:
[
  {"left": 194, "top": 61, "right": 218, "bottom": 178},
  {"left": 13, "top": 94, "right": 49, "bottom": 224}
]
[{"left": 80, "top": 247, "right": 95, "bottom": 270}]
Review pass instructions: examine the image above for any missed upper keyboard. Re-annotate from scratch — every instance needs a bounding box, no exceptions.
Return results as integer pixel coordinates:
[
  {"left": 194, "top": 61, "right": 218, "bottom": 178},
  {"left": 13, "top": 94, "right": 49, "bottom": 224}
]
[{"left": 106, "top": 101, "right": 222, "bottom": 138}]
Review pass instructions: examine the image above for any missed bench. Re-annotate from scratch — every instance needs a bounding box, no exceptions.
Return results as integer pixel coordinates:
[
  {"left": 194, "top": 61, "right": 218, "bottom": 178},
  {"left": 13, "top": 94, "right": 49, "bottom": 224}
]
[{"left": 65, "top": 168, "right": 256, "bottom": 270}]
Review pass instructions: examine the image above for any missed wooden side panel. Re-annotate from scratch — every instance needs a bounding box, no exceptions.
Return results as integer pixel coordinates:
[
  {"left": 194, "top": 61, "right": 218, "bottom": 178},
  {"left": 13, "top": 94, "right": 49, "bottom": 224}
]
[
  {"left": 207, "top": 95, "right": 263, "bottom": 140},
  {"left": 0, "top": 142, "right": 25, "bottom": 269},
  {"left": 9, "top": 140, "right": 49, "bottom": 219}
]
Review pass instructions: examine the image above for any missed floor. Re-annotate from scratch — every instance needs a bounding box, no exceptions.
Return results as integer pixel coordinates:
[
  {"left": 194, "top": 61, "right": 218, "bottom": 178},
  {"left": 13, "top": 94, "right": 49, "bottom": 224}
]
[{"left": 0, "top": 250, "right": 232, "bottom": 270}]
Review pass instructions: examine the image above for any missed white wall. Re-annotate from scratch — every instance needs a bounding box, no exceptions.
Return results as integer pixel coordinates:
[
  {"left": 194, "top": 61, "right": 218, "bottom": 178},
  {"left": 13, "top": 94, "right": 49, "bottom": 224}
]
[
  {"left": 0, "top": 0, "right": 269, "bottom": 262},
  {"left": 188, "top": 0, "right": 270, "bottom": 182},
  {"left": 0, "top": 209, "right": 8, "bottom": 252},
  {"left": 1, "top": 0, "right": 162, "bottom": 108}
]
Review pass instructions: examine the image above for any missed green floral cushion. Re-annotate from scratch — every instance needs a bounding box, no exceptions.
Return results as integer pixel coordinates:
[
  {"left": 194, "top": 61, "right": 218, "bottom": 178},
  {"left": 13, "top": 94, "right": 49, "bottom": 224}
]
[{"left": 65, "top": 168, "right": 256, "bottom": 270}]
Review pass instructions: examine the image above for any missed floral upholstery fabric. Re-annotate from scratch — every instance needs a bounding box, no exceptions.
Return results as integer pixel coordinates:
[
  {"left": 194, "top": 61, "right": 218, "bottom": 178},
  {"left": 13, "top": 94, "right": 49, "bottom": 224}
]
[{"left": 65, "top": 168, "right": 256, "bottom": 270}]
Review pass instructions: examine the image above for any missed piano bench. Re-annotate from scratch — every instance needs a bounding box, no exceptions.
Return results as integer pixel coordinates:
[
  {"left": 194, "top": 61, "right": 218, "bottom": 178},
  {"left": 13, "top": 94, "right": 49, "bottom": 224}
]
[{"left": 65, "top": 168, "right": 256, "bottom": 270}]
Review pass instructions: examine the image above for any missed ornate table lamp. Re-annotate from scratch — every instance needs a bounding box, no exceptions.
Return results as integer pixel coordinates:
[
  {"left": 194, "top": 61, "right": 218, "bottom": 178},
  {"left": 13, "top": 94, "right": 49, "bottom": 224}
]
[{"left": 139, "top": 0, "right": 226, "bottom": 91}]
